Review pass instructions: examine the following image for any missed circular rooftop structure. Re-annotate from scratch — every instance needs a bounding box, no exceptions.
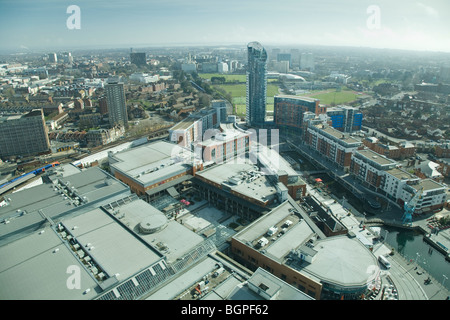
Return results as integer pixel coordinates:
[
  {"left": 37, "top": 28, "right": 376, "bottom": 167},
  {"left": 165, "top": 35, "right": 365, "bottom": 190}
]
[{"left": 139, "top": 214, "right": 168, "bottom": 234}]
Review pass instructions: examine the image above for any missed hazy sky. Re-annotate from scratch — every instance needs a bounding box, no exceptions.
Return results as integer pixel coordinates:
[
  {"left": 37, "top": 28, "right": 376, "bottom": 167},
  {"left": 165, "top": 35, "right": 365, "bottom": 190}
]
[{"left": 1, "top": 0, "right": 449, "bottom": 52}]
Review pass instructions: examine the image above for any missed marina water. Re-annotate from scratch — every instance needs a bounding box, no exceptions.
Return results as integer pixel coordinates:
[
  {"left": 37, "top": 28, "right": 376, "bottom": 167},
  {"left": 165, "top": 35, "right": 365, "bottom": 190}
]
[{"left": 380, "top": 226, "right": 450, "bottom": 291}]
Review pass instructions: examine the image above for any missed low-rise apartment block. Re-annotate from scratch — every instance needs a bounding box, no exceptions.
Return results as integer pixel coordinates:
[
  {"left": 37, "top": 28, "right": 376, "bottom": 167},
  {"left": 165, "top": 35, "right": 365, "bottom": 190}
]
[
  {"left": 350, "top": 148, "right": 447, "bottom": 213},
  {"left": 304, "top": 123, "right": 362, "bottom": 168},
  {"left": 350, "top": 148, "right": 398, "bottom": 190}
]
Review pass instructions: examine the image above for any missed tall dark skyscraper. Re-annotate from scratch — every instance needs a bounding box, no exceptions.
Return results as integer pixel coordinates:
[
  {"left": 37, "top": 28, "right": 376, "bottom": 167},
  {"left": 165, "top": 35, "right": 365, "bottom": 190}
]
[
  {"left": 130, "top": 52, "right": 147, "bottom": 66},
  {"left": 105, "top": 78, "right": 128, "bottom": 128},
  {"left": 246, "top": 41, "right": 267, "bottom": 127}
]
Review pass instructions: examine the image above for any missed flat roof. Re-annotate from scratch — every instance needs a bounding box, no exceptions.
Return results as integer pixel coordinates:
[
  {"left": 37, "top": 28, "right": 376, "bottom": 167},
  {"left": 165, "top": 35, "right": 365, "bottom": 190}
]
[
  {"left": 275, "top": 95, "right": 319, "bottom": 103},
  {"left": 311, "top": 125, "right": 361, "bottom": 145},
  {"left": 0, "top": 167, "right": 130, "bottom": 243},
  {"left": 170, "top": 118, "right": 196, "bottom": 131},
  {"left": 101, "top": 198, "right": 205, "bottom": 264},
  {"left": 146, "top": 256, "right": 220, "bottom": 300},
  {"left": 0, "top": 225, "right": 98, "bottom": 300},
  {"left": 196, "top": 162, "right": 278, "bottom": 204},
  {"left": 414, "top": 179, "right": 446, "bottom": 192},
  {"left": 110, "top": 141, "right": 197, "bottom": 186},
  {"left": 61, "top": 207, "right": 162, "bottom": 281},
  {"left": 296, "top": 236, "right": 379, "bottom": 288},
  {"left": 255, "top": 143, "right": 299, "bottom": 177},
  {"left": 198, "top": 125, "right": 249, "bottom": 147},
  {"left": 245, "top": 267, "right": 314, "bottom": 300},
  {"left": 355, "top": 148, "right": 397, "bottom": 166},
  {"left": 265, "top": 220, "right": 314, "bottom": 261},
  {"left": 385, "top": 168, "right": 418, "bottom": 180},
  {"left": 234, "top": 200, "right": 314, "bottom": 257}
]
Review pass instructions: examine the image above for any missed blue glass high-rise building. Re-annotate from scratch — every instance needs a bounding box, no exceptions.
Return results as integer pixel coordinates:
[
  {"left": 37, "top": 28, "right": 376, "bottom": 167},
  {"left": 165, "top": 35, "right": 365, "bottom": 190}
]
[{"left": 246, "top": 42, "right": 267, "bottom": 127}]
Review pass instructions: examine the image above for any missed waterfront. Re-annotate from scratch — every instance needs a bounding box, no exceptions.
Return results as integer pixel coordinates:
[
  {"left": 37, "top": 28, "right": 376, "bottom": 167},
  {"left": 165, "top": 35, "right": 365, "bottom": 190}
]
[
  {"left": 286, "top": 142, "right": 450, "bottom": 296},
  {"left": 381, "top": 226, "right": 450, "bottom": 291}
]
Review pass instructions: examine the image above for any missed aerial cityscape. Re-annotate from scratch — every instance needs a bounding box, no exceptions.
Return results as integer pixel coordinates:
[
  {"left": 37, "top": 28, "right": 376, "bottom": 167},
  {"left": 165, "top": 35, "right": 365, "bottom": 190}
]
[{"left": 1, "top": 0, "right": 450, "bottom": 305}]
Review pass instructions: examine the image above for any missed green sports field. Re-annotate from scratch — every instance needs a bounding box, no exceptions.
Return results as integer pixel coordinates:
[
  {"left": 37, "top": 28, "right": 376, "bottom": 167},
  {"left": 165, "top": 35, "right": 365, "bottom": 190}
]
[
  {"left": 214, "top": 83, "right": 280, "bottom": 116},
  {"left": 299, "top": 88, "right": 363, "bottom": 106}
]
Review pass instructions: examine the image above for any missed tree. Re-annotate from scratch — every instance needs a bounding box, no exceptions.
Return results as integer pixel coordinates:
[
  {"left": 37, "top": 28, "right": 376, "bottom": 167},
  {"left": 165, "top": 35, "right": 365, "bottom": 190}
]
[
  {"left": 168, "top": 95, "right": 177, "bottom": 107},
  {"left": 3, "top": 88, "right": 15, "bottom": 99},
  {"left": 198, "top": 93, "right": 211, "bottom": 108}
]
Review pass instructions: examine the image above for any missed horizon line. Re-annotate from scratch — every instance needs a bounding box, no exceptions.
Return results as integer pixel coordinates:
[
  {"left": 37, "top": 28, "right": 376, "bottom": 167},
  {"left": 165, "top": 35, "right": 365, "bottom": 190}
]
[{"left": 2, "top": 42, "right": 450, "bottom": 56}]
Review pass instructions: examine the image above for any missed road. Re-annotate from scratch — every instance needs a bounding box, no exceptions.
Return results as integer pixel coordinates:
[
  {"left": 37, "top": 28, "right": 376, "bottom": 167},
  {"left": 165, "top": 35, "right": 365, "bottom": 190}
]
[{"left": 383, "top": 247, "right": 450, "bottom": 300}]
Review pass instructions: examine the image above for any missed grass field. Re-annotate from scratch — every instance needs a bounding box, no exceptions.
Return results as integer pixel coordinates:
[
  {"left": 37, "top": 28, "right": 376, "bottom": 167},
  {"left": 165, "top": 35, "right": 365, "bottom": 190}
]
[
  {"left": 214, "top": 83, "right": 279, "bottom": 98},
  {"left": 214, "top": 83, "right": 280, "bottom": 116},
  {"left": 300, "top": 88, "right": 361, "bottom": 106}
]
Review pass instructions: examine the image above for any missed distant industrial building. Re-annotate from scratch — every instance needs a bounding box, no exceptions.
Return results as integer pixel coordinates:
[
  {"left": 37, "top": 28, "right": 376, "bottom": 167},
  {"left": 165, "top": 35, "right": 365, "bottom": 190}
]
[
  {"left": 0, "top": 109, "right": 51, "bottom": 158},
  {"left": 48, "top": 52, "right": 57, "bottom": 63},
  {"left": 246, "top": 42, "right": 268, "bottom": 127},
  {"left": 129, "top": 73, "right": 159, "bottom": 84},
  {"left": 300, "top": 53, "right": 314, "bottom": 71},
  {"left": 200, "top": 62, "right": 218, "bottom": 73},
  {"left": 272, "top": 60, "right": 289, "bottom": 74},
  {"left": 277, "top": 53, "right": 292, "bottom": 68},
  {"left": 22, "top": 67, "right": 49, "bottom": 79},
  {"left": 217, "top": 62, "right": 229, "bottom": 73},
  {"left": 105, "top": 78, "right": 128, "bottom": 128},
  {"left": 181, "top": 62, "right": 197, "bottom": 73}
]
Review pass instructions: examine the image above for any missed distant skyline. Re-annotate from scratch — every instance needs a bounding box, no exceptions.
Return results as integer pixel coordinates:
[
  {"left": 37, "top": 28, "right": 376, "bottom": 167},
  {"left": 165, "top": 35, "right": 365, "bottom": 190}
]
[{"left": 1, "top": 0, "right": 450, "bottom": 53}]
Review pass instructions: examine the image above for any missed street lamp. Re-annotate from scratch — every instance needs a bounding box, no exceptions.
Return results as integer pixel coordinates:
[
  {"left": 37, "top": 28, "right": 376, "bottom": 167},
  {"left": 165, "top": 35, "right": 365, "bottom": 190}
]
[{"left": 384, "top": 230, "right": 389, "bottom": 242}]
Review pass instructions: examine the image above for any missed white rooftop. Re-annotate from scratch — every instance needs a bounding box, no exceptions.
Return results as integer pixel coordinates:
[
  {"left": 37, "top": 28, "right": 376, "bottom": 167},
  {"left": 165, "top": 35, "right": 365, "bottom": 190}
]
[
  {"left": 102, "top": 199, "right": 205, "bottom": 264},
  {"left": 299, "top": 236, "right": 379, "bottom": 288},
  {"left": 196, "top": 162, "right": 278, "bottom": 204},
  {"left": 110, "top": 141, "right": 199, "bottom": 187}
]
